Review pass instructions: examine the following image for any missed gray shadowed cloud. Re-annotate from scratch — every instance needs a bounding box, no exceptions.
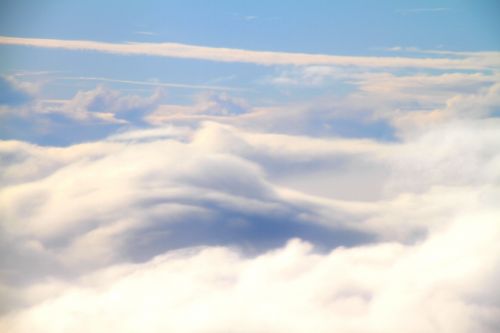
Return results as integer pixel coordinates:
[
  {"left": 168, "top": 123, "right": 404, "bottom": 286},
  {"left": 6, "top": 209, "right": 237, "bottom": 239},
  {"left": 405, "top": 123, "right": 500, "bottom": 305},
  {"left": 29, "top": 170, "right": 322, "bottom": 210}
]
[{"left": 0, "top": 125, "right": 379, "bottom": 288}]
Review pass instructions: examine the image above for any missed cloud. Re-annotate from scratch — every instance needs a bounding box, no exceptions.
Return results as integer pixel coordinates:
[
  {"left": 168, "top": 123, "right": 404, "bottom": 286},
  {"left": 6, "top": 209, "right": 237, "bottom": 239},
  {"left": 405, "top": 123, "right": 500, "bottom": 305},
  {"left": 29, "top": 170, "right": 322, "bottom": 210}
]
[
  {"left": 56, "top": 85, "right": 164, "bottom": 122},
  {"left": 57, "top": 76, "right": 245, "bottom": 91},
  {"left": 133, "top": 31, "right": 157, "bottom": 36},
  {"left": 0, "top": 76, "right": 34, "bottom": 107},
  {"left": 1, "top": 36, "right": 498, "bottom": 70},
  {"left": 269, "top": 66, "right": 497, "bottom": 94},
  {"left": 1, "top": 115, "right": 498, "bottom": 266},
  {"left": 0, "top": 107, "right": 499, "bottom": 331},
  {"left": 7, "top": 59, "right": 492, "bottom": 145},
  {"left": 194, "top": 92, "right": 249, "bottom": 116},
  {"left": 1, "top": 128, "right": 387, "bottom": 311},
  {"left": 260, "top": 66, "right": 500, "bottom": 141},
  {"left": 146, "top": 92, "right": 250, "bottom": 124},
  {"left": 387, "top": 82, "right": 500, "bottom": 138},
  {"left": 1, "top": 205, "right": 499, "bottom": 333},
  {"left": 0, "top": 84, "right": 168, "bottom": 146}
]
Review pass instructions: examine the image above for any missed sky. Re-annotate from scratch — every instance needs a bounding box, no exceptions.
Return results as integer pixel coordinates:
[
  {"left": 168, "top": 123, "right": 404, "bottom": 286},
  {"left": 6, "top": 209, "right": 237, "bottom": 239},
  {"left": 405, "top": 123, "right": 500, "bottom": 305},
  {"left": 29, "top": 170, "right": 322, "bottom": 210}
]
[{"left": 0, "top": 1, "right": 499, "bottom": 332}]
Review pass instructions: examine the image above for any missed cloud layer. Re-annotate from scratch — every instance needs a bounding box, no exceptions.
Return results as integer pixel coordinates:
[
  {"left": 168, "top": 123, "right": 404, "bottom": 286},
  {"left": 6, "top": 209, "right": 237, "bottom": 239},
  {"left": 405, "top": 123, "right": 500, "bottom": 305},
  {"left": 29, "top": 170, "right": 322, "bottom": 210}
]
[{"left": 1, "top": 107, "right": 499, "bottom": 331}]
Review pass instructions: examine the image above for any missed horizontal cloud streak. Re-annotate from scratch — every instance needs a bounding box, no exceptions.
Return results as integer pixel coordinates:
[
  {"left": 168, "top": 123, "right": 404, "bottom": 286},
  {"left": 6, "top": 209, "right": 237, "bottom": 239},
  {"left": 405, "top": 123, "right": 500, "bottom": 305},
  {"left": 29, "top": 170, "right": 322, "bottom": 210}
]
[
  {"left": 0, "top": 36, "right": 497, "bottom": 70},
  {"left": 58, "top": 76, "right": 246, "bottom": 91}
]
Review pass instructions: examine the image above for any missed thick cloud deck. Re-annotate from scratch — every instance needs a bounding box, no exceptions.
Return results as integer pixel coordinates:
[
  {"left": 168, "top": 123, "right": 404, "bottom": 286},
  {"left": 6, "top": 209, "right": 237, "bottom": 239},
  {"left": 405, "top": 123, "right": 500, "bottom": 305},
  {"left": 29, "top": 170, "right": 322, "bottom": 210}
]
[
  {"left": 1, "top": 214, "right": 499, "bottom": 333},
  {"left": 1, "top": 117, "right": 500, "bottom": 332}
]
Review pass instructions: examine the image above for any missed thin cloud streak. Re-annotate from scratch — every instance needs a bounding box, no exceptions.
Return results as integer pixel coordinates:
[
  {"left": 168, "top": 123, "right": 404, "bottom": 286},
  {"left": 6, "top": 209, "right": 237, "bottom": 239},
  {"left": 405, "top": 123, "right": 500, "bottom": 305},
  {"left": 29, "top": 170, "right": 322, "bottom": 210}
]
[
  {"left": 0, "top": 36, "right": 495, "bottom": 70},
  {"left": 57, "top": 76, "right": 247, "bottom": 91}
]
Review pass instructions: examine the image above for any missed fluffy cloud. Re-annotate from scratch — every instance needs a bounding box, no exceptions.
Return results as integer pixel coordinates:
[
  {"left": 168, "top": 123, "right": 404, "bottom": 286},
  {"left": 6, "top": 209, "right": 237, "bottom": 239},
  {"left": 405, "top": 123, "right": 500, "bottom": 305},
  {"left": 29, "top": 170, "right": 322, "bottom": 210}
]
[
  {"left": 1, "top": 106, "right": 499, "bottom": 332},
  {"left": 0, "top": 123, "right": 374, "bottom": 274},
  {"left": 1, "top": 207, "right": 499, "bottom": 333},
  {"left": 0, "top": 84, "right": 166, "bottom": 144},
  {"left": 258, "top": 65, "right": 500, "bottom": 142},
  {"left": 146, "top": 92, "right": 249, "bottom": 125},
  {"left": 40, "top": 85, "right": 165, "bottom": 124},
  {"left": 1, "top": 83, "right": 164, "bottom": 125}
]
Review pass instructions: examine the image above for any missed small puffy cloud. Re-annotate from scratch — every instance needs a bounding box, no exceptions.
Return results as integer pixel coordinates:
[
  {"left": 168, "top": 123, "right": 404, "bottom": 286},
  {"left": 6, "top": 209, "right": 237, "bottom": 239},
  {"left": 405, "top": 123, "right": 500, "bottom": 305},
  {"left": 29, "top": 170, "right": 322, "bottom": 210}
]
[
  {"left": 48, "top": 85, "right": 165, "bottom": 123},
  {"left": 269, "top": 66, "right": 342, "bottom": 86},
  {"left": 0, "top": 84, "right": 166, "bottom": 144},
  {"left": 146, "top": 92, "right": 250, "bottom": 125},
  {"left": 194, "top": 92, "right": 249, "bottom": 116},
  {"left": 2, "top": 83, "right": 164, "bottom": 124}
]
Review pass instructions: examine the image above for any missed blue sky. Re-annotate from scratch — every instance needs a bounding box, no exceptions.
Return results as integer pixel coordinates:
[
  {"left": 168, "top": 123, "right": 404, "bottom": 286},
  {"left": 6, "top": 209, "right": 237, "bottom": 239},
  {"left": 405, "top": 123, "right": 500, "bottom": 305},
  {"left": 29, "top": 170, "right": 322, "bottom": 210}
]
[
  {"left": 0, "top": 1, "right": 500, "bottom": 332},
  {"left": 2, "top": 0, "right": 499, "bottom": 50},
  {"left": 1, "top": 1, "right": 499, "bottom": 100},
  {"left": 1, "top": 0, "right": 499, "bottom": 145}
]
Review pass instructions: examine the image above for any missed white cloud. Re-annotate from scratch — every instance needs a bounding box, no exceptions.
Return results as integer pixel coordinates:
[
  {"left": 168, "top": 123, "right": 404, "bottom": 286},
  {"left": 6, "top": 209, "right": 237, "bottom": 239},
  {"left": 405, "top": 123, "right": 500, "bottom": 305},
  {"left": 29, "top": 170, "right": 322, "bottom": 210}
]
[
  {"left": 261, "top": 66, "right": 500, "bottom": 141},
  {"left": 1, "top": 36, "right": 498, "bottom": 70},
  {"left": 1, "top": 85, "right": 165, "bottom": 127},
  {"left": 1, "top": 204, "right": 499, "bottom": 333},
  {"left": 1, "top": 114, "right": 498, "bottom": 262},
  {"left": 146, "top": 92, "right": 250, "bottom": 124},
  {"left": 49, "top": 85, "right": 164, "bottom": 123},
  {"left": 0, "top": 114, "right": 499, "bottom": 331}
]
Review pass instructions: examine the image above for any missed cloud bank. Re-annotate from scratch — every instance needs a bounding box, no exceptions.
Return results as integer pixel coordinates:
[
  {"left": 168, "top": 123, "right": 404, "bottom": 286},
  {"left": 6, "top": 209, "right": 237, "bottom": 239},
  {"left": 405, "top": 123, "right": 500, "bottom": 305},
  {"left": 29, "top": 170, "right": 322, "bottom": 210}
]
[{"left": 1, "top": 108, "right": 499, "bottom": 331}]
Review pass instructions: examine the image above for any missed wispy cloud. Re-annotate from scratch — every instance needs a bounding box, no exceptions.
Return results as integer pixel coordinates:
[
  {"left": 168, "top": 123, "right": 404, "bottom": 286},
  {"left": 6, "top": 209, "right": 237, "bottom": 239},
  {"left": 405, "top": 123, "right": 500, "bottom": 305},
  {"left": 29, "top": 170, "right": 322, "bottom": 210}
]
[
  {"left": 1, "top": 36, "right": 497, "bottom": 70},
  {"left": 9, "top": 70, "right": 61, "bottom": 78},
  {"left": 57, "top": 76, "right": 247, "bottom": 91},
  {"left": 133, "top": 31, "right": 158, "bottom": 36},
  {"left": 243, "top": 15, "right": 258, "bottom": 21}
]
